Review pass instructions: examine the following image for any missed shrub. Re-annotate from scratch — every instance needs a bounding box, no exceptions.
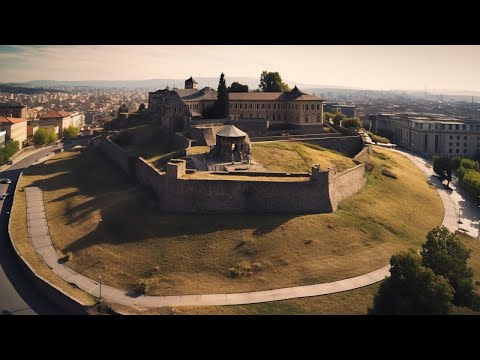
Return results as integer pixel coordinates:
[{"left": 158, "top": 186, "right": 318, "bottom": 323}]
[
  {"left": 134, "top": 278, "right": 151, "bottom": 294},
  {"left": 228, "top": 260, "right": 266, "bottom": 278},
  {"left": 342, "top": 117, "right": 361, "bottom": 129},
  {"left": 59, "top": 251, "right": 73, "bottom": 263},
  {"left": 381, "top": 168, "right": 398, "bottom": 179},
  {"left": 235, "top": 240, "right": 258, "bottom": 256},
  {"left": 366, "top": 131, "right": 390, "bottom": 144},
  {"left": 364, "top": 161, "right": 375, "bottom": 172}
]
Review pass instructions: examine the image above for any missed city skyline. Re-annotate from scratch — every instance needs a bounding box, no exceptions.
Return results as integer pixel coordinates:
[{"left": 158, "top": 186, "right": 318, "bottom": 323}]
[{"left": 1, "top": 45, "right": 480, "bottom": 93}]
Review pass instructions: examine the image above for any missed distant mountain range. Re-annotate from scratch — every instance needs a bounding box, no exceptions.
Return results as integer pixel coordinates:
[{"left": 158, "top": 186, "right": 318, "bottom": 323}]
[
  {"left": 2, "top": 78, "right": 480, "bottom": 98},
  {"left": 16, "top": 77, "right": 359, "bottom": 91}
]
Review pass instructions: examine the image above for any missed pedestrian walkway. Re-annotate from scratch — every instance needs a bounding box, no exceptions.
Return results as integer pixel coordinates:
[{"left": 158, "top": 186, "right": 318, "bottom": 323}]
[
  {"left": 24, "top": 148, "right": 480, "bottom": 308},
  {"left": 392, "top": 148, "right": 480, "bottom": 238},
  {"left": 25, "top": 187, "right": 390, "bottom": 307}
]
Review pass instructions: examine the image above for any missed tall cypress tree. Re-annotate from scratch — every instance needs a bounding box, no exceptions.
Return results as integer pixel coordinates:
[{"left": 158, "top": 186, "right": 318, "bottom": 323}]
[{"left": 216, "top": 72, "right": 229, "bottom": 118}]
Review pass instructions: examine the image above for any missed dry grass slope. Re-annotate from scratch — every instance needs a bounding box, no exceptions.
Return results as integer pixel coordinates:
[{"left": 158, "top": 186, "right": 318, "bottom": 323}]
[
  {"left": 251, "top": 142, "right": 356, "bottom": 172},
  {"left": 10, "top": 174, "right": 96, "bottom": 306},
  {"left": 16, "top": 147, "right": 443, "bottom": 306}
]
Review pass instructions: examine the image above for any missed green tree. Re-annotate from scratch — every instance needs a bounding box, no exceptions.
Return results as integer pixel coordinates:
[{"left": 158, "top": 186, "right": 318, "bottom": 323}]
[
  {"left": 433, "top": 155, "right": 453, "bottom": 186},
  {"left": 462, "top": 170, "right": 480, "bottom": 199},
  {"left": 342, "top": 117, "right": 361, "bottom": 129},
  {"left": 214, "top": 72, "right": 229, "bottom": 118},
  {"left": 259, "top": 71, "right": 289, "bottom": 92},
  {"left": 323, "top": 112, "right": 335, "bottom": 122},
  {"left": 369, "top": 249, "right": 454, "bottom": 315},
  {"left": 0, "top": 140, "right": 19, "bottom": 165},
  {"left": 333, "top": 111, "right": 345, "bottom": 126},
  {"left": 421, "top": 226, "right": 478, "bottom": 308},
  {"left": 228, "top": 82, "right": 249, "bottom": 93},
  {"left": 34, "top": 128, "right": 58, "bottom": 145},
  {"left": 457, "top": 158, "right": 479, "bottom": 181},
  {"left": 63, "top": 126, "right": 80, "bottom": 139}
]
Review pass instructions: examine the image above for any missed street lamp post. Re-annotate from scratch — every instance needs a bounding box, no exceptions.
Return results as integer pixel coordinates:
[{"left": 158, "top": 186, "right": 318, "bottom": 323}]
[{"left": 98, "top": 276, "right": 102, "bottom": 301}]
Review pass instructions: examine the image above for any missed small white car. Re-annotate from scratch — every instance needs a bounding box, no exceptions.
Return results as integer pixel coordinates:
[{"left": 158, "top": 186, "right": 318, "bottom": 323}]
[{"left": 1, "top": 193, "right": 9, "bottom": 200}]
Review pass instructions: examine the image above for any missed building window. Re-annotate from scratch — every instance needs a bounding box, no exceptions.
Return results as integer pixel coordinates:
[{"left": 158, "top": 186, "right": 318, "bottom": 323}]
[
  {"left": 268, "top": 104, "right": 271, "bottom": 109},
  {"left": 449, "top": 142, "right": 453, "bottom": 146},
  {"left": 442, "top": 125, "right": 445, "bottom": 130},
  {"left": 273, "top": 104, "right": 276, "bottom": 110},
  {"left": 273, "top": 115, "right": 275, "bottom": 121},
  {"left": 250, "top": 114, "right": 252, "bottom": 118},
  {"left": 457, "top": 136, "right": 460, "bottom": 140},
  {"left": 450, "top": 135, "right": 453, "bottom": 139},
  {"left": 456, "top": 143, "right": 460, "bottom": 146},
  {"left": 464, "top": 143, "right": 467, "bottom": 147},
  {"left": 249, "top": 104, "right": 253, "bottom": 109},
  {"left": 256, "top": 104, "right": 259, "bottom": 109},
  {"left": 235, "top": 103, "right": 238, "bottom": 109},
  {"left": 464, "top": 149, "right": 467, "bottom": 154},
  {"left": 464, "top": 136, "right": 467, "bottom": 140},
  {"left": 449, "top": 149, "right": 452, "bottom": 153},
  {"left": 305, "top": 116, "right": 308, "bottom": 123},
  {"left": 311, "top": 104, "right": 314, "bottom": 110},
  {"left": 449, "top": 124, "right": 452, "bottom": 130},
  {"left": 456, "top": 124, "right": 459, "bottom": 130},
  {"left": 262, "top": 104, "right": 265, "bottom": 109},
  {"left": 456, "top": 149, "right": 460, "bottom": 153},
  {"left": 317, "top": 104, "right": 320, "bottom": 110}
]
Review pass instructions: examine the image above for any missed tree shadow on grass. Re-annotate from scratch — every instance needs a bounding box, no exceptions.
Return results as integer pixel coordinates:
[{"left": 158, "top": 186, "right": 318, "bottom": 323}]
[{"left": 24, "top": 148, "right": 297, "bottom": 254}]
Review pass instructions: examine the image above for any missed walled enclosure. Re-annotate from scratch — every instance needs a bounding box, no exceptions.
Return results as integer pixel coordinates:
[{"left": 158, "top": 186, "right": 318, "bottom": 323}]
[{"left": 94, "top": 133, "right": 367, "bottom": 214}]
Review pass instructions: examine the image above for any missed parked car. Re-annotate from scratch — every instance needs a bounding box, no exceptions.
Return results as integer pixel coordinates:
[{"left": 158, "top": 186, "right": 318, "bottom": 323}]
[
  {"left": 0, "top": 178, "right": 11, "bottom": 184},
  {"left": 5, "top": 160, "right": 13, "bottom": 165},
  {"left": 1, "top": 193, "right": 9, "bottom": 200}
]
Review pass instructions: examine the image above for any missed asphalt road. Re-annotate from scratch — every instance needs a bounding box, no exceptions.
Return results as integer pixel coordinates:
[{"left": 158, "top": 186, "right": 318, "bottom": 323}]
[{"left": 0, "top": 144, "right": 71, "bottom": 315}]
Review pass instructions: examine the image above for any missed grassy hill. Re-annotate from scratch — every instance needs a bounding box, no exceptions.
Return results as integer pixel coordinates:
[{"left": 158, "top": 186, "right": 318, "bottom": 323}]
[
  {"left": 12, "top": 145, "right": 444, "bottom": 308},
  {"left": 251, "top": 142, "right": 356, "bottom": 173}
]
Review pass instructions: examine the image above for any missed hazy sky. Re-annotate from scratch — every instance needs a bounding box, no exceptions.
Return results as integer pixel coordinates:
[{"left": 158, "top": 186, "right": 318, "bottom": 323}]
[{"left": 1, "top": 45, "right": 479, "bottom": 91}]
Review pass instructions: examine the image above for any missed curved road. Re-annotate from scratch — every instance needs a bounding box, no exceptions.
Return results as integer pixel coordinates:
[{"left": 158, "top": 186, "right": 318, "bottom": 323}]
[{"left": 0, "top": 144, "right": 68, "bottom": 315}]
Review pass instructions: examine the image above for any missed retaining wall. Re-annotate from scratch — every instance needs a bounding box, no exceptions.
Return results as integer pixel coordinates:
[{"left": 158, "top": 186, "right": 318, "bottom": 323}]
[{"left": 97, "top": 135, "right": 369, "bottom": 214}]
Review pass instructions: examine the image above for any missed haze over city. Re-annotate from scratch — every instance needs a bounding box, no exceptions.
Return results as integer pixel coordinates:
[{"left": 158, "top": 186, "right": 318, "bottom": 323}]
[{"left": 1, "top": 45, "right": 480, "bottom": 94}]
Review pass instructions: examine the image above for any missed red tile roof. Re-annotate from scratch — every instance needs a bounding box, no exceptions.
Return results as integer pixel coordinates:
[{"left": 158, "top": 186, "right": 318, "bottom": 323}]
[
  {"left": 40, "top": 111, "right": 72, "bottom": 119},
  {"left": 0, "top": 116, "right": 27, "bottom": 124}
]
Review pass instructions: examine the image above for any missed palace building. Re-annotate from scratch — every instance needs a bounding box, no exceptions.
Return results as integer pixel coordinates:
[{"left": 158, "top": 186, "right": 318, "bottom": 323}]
[{"left": 148, "top": 77, "right": 324, "bottom": 133}]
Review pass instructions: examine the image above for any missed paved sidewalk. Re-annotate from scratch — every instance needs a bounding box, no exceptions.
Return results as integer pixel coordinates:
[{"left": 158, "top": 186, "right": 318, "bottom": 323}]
[
  {"left": 25, "top": 187, "right": 390, "bottom": 307},
  {"left": 392, "top": 148, "right": 480, "bottom": 239}
]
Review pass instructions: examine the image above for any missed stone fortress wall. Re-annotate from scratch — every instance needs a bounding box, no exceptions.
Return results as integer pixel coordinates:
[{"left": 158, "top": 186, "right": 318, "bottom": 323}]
[{"left": 95, "top": 133, "right": 368, "bottom": 214}]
